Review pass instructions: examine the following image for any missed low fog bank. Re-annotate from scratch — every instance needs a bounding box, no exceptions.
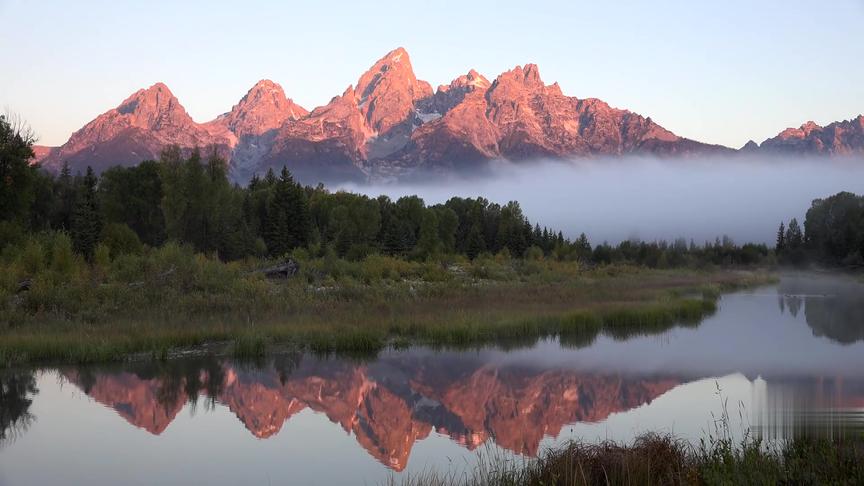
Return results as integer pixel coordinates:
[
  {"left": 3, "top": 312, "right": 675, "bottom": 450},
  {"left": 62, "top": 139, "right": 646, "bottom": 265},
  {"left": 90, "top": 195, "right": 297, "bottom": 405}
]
[{"left": 337, "top": 156, "right": 864, "bottom": 245}]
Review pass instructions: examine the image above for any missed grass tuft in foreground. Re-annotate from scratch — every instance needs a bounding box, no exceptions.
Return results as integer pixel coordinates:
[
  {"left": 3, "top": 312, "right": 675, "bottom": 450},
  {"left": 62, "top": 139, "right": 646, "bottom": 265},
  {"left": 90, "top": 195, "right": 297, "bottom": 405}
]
[{"left": 389, "top": 434, "right": 864, "bottom": 486}]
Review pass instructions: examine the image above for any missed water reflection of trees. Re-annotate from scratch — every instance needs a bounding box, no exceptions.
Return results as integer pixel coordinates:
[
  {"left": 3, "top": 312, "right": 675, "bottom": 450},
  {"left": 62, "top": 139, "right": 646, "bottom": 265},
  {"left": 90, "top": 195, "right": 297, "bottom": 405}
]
[
  {"left": 778, "top": 276, "right": 864, "bottom": 344},
  {"left": 803, "top": 295, "right": 864, "bottom": 344},
  {"left": 0, "top": 370, "right": 38, "bottom": 446}
]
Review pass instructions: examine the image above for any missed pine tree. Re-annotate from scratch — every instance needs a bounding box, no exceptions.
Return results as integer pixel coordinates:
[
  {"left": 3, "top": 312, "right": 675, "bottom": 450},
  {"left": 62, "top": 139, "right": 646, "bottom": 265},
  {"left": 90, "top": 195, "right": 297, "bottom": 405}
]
[
  {"left": 786, "top": 218, "right": 803, "bottom": 250},
  {"left": 248, "top": 174, "right": 261, "bottom": 191},
  {"left": 264, "top": 167, "right": 310, "bottom": 257},
  {"left": 530, "top": 223, "right": 542, "bottom": 250},
  {"left": 576, "top": 232, "right": 592, "bottom": 261},
  {"left": 51, "top": 161, "right": 76, "bottom": 230},
  {"left": 776, "top": 221, "right": 786, "bottom": 252},
  {"left": 466, "top": 221, "right": 486, "bottom": 259},
  {"left": 263, "top": 168, "right": 277, "bottom": 186},
  {"left": 415, "top": 209, "right": 441, "bottom": 259},
  {"left": 71, "top": 166, "right": 102, "bottom": 259}
]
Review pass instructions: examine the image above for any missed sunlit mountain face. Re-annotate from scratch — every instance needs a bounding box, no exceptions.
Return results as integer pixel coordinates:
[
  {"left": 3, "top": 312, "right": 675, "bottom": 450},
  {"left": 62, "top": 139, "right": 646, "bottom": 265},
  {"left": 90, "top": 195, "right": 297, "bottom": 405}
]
[
  {"left": 59, "top": 355, "right": 681, "bottom": 470},
  {"left": 31, "top": 43, "right": 864, "bottom": 186}
]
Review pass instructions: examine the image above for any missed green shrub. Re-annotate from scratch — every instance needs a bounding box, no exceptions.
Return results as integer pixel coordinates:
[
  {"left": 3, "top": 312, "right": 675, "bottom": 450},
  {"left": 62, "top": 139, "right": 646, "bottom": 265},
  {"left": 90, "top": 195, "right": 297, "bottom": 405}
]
[
  {"left": 100, "top": 223, "right": 142, "bottom": 258},
  {"left": 93, "top": 243, "right": 112, "bottom": 270},
  {"left": 345, "top": 243, "right": 374, "bottom": 261},
  {"left": 19, "top": 238, "right": 44, "bottom": 275},
  {"left": 49, "top": 232, "right": 75, "bottom": 276},
  {"left": 524, "top": 245, "right": 544, "bottom": 261},
  {"left": 0, "top": 221, "right": 25, "bottom": 253}
]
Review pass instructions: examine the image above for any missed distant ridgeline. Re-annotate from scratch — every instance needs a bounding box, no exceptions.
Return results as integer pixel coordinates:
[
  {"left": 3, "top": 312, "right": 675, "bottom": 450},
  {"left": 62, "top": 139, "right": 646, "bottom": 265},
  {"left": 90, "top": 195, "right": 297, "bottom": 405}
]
[{"left": 776, "top": 192, "right": 864, "bottom": 267}]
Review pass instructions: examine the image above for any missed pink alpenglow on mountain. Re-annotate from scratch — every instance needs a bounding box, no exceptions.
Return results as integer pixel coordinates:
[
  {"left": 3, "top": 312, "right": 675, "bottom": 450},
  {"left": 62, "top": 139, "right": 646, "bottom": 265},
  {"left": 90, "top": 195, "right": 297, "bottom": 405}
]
[
  {"left": 39, "top": 83, "right": 232, "bottom": 173},
  {"left": 33, "top": 48, "right": 862, "bottom": 184},
  {"left": 757, "top": 115, "right": 864, "bottom": 155}
]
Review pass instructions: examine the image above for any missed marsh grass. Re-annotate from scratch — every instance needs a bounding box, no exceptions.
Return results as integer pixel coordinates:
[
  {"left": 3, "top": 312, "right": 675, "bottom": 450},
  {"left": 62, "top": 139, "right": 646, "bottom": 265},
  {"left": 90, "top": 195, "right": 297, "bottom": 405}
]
[
  {"left": 391, "top": 434, "right": 863, "bottom": 486},
  {"left": 0, "top": 242, "right": 775, "bottom": 366},
  {"left": 232, "top": 332, "right": 268, "bottom": 359},
  {"left": 388, "top": 384, "right": 863, "bottom": 485},
  {"left": 389, "top": 390, "right": 863, "bottom": 486}
]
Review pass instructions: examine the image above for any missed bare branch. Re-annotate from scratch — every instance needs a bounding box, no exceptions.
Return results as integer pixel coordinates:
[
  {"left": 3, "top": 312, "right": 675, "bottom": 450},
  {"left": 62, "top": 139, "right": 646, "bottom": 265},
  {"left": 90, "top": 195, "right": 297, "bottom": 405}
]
[{"left": 2, "top": 107, "right": 39, "bottom": 146}]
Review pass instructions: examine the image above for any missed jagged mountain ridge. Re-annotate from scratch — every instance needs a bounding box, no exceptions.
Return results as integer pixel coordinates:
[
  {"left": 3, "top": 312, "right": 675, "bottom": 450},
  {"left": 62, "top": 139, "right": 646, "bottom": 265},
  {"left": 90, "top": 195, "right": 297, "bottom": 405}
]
[
  {"left": 752, "top": 115, "right": 864, "bottom": 155},
  {"left": 34, "top": 47, "right": 862, "bottom": 184}
]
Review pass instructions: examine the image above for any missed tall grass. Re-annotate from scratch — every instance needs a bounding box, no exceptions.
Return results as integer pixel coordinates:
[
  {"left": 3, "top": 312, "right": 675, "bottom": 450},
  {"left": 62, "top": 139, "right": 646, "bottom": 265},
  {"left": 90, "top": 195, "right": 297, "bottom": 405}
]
[
  {"left": 389, "top": 434, "right": 863, "bottom": 486},
  {"left": 0, "top": 238, "right": 776, "bottom": 366},
  {"left": 390, "top": 415, "right": 862, "bottom": 486}
]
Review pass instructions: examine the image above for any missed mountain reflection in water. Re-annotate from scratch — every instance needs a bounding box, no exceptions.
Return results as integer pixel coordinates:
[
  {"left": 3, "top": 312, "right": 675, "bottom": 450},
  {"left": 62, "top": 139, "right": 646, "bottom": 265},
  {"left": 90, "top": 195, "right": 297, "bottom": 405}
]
[
  {"left": 60, "top": 355, "right": 680, "bottom": 470},
  {"left": 2, "top": 276, "right": 863, "bottom": 483}
]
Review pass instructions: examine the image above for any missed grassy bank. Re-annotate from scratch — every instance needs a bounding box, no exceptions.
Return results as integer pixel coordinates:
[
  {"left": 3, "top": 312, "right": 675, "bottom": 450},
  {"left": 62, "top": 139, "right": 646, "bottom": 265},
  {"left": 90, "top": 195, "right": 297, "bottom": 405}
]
[
  {"left": 390, "top": 434, "right": 863, "bottom": 486},
  {"left": 0, "top": 240, "right": 775, "bottom": 366}
]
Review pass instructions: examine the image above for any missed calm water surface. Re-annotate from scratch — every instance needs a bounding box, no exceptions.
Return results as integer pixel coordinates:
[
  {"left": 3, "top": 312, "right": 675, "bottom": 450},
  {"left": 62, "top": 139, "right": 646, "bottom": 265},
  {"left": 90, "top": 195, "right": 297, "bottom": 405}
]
[{"left": 1, "top": 273, "right": 863, "bottom": 485}]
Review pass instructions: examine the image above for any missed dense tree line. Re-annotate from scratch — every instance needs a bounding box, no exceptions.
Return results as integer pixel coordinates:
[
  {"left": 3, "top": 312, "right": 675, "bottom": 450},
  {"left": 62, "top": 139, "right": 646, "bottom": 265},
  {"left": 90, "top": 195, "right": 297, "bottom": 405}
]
[
  {"left": 1, "top": 116, "right": 773, "bottom": 268},
  {"left": 1, "top": 141, "right": 571, "bottom": 262},
  {"left": 777, "top": 191, "right": 864, "bottom": 267}
]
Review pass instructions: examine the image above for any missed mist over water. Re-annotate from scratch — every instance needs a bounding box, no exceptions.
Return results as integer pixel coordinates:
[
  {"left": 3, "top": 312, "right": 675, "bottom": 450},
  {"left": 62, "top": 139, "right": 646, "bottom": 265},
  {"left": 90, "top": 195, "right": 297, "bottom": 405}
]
[{"left": 337, "top": 156, "right": 864, "bottom": 245}]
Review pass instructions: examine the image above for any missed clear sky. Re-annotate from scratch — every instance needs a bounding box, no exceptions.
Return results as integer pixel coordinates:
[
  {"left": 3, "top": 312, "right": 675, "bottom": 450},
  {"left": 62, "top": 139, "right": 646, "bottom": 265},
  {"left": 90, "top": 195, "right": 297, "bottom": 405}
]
[{"left": 2, "top": 0, "right": 862, "bottom": 147}]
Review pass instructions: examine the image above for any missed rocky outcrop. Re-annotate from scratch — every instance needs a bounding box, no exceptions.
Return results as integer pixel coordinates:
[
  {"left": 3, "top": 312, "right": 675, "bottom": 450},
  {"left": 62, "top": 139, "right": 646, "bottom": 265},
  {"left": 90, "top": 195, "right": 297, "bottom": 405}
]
[
  {"left": 204, "top": 79, "right": 308, "bottom": 181},
  {"left": 39, "top": 83, "right": 231, "bottom": 173},
  {"left": 757, "top": 115, "right": 864, "bottom": 155},
  {"left": 355, "top": 47, "right": 432, "bottom": 135},
  {"left": 208, "top": 79, "right": 308, "bottom": 139},
  {"left": 258, "top": 86, "right": 371, "bottom": 183},
  {"left": 31, "top": 145, "right": 55, "bottom": 164}
]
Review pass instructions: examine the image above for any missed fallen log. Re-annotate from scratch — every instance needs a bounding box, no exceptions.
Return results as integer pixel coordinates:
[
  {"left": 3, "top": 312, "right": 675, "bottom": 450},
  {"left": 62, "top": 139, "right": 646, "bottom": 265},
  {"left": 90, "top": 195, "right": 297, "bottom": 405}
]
[
  {"left": 16, "top": 279, "right": 32, "bottom": 293},
  {"left": 250, "top": 259, "right": 300, "bottom": 279}
]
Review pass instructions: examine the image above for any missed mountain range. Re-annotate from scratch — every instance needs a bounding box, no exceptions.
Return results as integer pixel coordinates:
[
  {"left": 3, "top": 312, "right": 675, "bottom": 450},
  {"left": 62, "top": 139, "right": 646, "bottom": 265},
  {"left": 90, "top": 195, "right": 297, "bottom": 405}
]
[{"left": 33, "top": 47, "right": 864, "bottom": 184}]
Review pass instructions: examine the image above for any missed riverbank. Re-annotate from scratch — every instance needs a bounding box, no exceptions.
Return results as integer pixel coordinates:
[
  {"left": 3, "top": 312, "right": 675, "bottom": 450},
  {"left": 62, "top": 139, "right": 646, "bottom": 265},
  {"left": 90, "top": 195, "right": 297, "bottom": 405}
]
[
  {"left": 389, "top": 433, "right": 863, "bottom": 485},
  {"left": 0, "top": 243, "right": 775, "bottom": 366}
]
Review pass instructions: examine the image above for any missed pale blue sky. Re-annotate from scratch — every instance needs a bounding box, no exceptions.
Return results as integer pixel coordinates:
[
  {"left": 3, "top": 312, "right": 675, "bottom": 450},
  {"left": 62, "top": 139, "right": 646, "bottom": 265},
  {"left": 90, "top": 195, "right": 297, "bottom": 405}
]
[{"left": 1, "top": 0, "right": 862, "bottom": 147}]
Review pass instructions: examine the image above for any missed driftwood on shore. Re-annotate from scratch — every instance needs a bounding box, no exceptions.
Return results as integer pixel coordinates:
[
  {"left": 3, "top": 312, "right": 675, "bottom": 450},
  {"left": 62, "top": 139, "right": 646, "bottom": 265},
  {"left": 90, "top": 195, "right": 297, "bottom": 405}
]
[{"left": 249, "top": 259, "right": 300, "bottom": 279}]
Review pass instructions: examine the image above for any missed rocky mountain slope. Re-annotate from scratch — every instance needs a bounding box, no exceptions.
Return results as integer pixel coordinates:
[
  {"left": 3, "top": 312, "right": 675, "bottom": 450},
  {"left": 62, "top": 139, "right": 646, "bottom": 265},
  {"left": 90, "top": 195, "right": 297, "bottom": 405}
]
[
  {"left": 38, "top": 83, "right": 232, "bottom": 174},
  {"left": 746, "top": 115, "right": 864, "bottom": 155},
  {"left": 34, "top": 47, "right": 861, "bottom": 184}
]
